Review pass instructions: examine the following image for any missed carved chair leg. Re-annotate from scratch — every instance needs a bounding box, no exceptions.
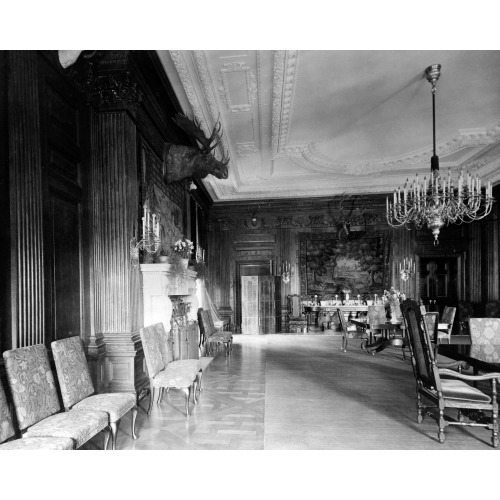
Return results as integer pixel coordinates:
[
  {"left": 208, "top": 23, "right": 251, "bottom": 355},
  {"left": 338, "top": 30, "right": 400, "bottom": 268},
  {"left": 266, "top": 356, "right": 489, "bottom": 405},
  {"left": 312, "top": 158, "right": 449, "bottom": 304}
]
[
  {"left": 492, "top": 409, "right": 499, "bottom": 448},
  {"left": 131, "top": 406, "right": 138, "bottom": 440},
  {"left": 103, "top": 426, "right": 111, "bottom": 450},
  {"left": 156, "top": 386, "right": 162, "bottom": 406},
  {"left": 197, "top": 370, "right": 203, "bottom": 394},
  {"left": 110, "top": 421, "right": 118, "bottom": 450},
  {"left": 192, "top": 379, "right": 198, "bottom": 404},
  {"left": 438, "top": 409, "right": 446, "bottom": 443},
  {"left": 416, "top": 391, "right": 423, "bottom": 424},
  {"left": 147, "top": 384, "right": 155, "bottom": 416},
  {"left": 341, "top": 333, "right": 347, "bottom": 353},
  {"left": 182, "top": 387, "right": 191, "bottom": 417}
]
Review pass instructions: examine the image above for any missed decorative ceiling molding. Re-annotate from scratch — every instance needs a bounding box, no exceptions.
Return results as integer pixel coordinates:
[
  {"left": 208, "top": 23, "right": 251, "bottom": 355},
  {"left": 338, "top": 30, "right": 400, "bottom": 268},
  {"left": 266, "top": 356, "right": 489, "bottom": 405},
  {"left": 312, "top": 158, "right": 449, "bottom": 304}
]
[
  {"left": 271, "top": 50, "right": 300, "bottom": 158},
  {"left": 237, "top": 143, "right": 258, "bottom": 157},
  {"left": 218, "top": 61, "right": 257, "bottom": 113},
  {"left": 297, "top": 120, "right": 500, "bottom": 176}
]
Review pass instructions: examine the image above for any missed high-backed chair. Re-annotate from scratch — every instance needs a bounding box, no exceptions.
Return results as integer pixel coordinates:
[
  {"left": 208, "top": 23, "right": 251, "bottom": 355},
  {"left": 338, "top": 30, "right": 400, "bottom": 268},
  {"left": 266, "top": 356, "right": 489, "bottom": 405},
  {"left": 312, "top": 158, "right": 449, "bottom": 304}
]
[
  {"left": 438, "top": 306, "right": 456, "bottom": 343},
  {"left": 401, "top": 299, "right": 500, "bottom": 448},
  {"left": 469, "top": 318, "right": 500, "bottom": 344},
  {"left": 0, "top": 380, "right": 74, "bottom": 450},
  {"left": 199, "top": 309, "right": 233, "bottom": 356},
  {"left": 140, "top": 323, "right": 202, "bottom": 417},
  {"left": 3, "top": 345, "right": 110, "bottom": 449},
  {"left": 337, "top": 308, "right": 361, "bottom": 352},
  {"left": 51, "top": 336, "right": 138, "bottom": 450},
  {"left": 366, "top": 305, "right": 387, "bottom": 344}
]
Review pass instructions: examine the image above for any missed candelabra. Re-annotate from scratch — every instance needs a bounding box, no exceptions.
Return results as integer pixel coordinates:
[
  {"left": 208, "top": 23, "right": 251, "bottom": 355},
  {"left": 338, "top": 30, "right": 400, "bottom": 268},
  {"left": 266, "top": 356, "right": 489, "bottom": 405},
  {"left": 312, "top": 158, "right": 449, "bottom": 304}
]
[
  {"left": 399, "top": 257, "right": 415, "bottom": 281},
  {"left": 281, "top": 261, "right": 291, "bottom": 284},
  {"left": 130, "top": 207, "right": 161, "bottom": 268},
  {"left": 195, "top": 245, "right": 206, "bottom": 263}
]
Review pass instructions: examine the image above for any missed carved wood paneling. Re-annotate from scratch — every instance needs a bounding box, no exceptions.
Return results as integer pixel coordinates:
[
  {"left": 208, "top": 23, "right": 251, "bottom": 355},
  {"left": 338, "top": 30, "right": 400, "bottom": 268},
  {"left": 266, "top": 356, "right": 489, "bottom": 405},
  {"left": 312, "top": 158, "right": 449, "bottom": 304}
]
[{"left": 8, "top": 51, "right": 45, "bottom": 348}]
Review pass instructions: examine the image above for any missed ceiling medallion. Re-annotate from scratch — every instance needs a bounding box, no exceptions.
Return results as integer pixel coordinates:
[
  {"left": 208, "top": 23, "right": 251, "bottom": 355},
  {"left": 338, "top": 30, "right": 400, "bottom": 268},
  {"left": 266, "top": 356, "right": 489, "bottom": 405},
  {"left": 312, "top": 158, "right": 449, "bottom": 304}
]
[{"left": 386, "top": 64, "right": 494, "bottom": 245}]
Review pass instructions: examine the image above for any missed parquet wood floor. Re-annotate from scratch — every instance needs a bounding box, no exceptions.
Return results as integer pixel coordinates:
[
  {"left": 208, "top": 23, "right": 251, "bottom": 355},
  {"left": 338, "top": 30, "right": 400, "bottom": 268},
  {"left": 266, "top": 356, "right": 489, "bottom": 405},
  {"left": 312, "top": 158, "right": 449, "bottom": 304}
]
[{"left": 84, "top": 334, "right": 500, "bottom": 450}]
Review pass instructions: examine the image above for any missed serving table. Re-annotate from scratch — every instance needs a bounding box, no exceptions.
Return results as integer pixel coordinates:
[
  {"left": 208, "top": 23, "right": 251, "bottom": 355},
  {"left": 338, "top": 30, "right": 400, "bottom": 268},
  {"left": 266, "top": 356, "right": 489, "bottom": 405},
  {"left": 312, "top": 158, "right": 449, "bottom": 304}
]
[{"left": 303, "top": 305, "right": 368, "bottom": 330}]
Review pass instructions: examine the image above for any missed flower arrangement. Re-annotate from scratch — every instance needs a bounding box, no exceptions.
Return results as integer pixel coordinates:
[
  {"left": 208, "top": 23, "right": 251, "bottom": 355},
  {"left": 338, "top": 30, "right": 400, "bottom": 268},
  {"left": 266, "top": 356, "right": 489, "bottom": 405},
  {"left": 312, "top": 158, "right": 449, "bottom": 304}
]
[
  {"left": 173, "top": 238, "right": 194, "bottom": 259},
  {"left": 383, "top": 287, "right": 404, "bottom": 305}
]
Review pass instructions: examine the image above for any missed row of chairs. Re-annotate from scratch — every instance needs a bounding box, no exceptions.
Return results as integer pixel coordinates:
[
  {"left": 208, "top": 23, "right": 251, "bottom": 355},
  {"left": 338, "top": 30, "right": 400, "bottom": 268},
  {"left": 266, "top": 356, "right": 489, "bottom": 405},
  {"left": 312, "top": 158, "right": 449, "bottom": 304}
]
[{"left": 1, "top": 337, "right": 137, "bottom": 450}]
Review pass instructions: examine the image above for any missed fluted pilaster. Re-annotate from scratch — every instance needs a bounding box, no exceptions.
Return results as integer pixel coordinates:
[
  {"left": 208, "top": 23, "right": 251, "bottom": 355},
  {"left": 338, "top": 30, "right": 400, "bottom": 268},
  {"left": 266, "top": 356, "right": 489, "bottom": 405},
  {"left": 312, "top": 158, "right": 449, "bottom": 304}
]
[{"left": 8, "top": 51, "right": 44, "bottom": 348}]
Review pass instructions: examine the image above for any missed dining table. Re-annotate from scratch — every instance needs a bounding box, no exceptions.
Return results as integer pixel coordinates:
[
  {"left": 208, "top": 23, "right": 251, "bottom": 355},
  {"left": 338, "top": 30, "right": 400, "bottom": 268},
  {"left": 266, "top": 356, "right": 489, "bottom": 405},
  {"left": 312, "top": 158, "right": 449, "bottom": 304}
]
[
  {"left": 438, "top": 343, "right": 500, "bottom": 373},
  {"left": 350, "top": 318, "right": 407, "bottom": 355}
]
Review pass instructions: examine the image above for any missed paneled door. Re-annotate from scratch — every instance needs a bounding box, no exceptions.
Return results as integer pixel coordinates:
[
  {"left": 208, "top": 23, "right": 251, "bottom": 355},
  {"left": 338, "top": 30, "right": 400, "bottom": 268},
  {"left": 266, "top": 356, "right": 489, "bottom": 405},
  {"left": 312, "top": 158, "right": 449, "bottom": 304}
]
[{"left": 241, "top": 276, "right": 259, "bottom": 335}]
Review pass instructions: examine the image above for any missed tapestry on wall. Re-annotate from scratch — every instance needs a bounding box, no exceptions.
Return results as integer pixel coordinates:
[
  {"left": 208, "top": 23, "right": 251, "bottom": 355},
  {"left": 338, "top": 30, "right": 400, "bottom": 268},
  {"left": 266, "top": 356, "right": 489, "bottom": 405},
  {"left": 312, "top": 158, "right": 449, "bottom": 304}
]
[{"left": 299, "top": 231, "right": 392, "bottom": 300}]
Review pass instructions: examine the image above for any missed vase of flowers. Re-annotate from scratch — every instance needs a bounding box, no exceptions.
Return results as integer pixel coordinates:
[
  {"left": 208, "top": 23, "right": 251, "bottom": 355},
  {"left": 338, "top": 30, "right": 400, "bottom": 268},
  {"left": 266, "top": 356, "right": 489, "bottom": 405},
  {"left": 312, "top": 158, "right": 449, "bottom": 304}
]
[
  {"left": 383, "top": 287, "right": 403, "bottom": 323},
  {"left": 173, "top": 238, "right": 194, "bottom": 268}
]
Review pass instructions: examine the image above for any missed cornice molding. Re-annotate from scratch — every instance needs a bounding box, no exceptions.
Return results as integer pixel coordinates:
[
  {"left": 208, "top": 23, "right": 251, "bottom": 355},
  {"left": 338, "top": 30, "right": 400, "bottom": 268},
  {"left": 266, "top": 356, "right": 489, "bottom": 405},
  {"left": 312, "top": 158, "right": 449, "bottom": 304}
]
[{"left": 271, "top": 50, "right": 300, "bottom": 158}]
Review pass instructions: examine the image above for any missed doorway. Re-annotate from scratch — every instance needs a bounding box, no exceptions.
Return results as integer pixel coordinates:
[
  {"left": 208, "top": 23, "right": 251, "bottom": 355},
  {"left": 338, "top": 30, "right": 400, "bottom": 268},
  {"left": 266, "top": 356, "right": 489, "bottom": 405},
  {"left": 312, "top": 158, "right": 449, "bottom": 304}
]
[{"left": 418, "top": 256, "right": 460, "bottom": 319}]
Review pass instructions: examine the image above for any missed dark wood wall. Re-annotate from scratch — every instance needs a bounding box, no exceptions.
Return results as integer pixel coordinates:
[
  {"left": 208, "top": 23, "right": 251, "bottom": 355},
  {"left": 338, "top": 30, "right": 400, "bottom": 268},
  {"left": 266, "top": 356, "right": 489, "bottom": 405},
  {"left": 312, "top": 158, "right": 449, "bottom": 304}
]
[
  {"left": 0, "top": 50, "right": 211, "bottom": 398},
  {"left": 206, "top": 188, "right": 500, "bottom": 333}
]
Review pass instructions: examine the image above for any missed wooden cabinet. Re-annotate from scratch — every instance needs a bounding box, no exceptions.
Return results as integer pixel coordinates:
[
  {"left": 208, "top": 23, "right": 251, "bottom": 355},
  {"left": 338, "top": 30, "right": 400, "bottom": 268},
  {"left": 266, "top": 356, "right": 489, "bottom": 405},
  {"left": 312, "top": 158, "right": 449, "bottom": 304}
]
[
  {"left": 170, "top": 320, "right": 199, "bottom": 360},
  {"left": 241, "top": 276, "right": 281, "bottom": 334}
]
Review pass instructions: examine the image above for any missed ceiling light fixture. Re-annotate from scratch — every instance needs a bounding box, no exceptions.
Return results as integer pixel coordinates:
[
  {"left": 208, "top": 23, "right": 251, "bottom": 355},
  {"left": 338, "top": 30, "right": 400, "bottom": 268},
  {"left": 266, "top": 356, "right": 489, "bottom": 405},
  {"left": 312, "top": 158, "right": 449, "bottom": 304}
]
[{"left": 386, "top": 64, "right": 494, "bottom": 245}]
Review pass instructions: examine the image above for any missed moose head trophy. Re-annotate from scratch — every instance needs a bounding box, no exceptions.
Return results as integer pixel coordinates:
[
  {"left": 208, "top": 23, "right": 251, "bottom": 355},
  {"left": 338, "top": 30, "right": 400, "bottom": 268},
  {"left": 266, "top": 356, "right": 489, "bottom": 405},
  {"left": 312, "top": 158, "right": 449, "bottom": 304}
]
[{"left": 163, "top": 114, "right": 230, "bottom": 184}]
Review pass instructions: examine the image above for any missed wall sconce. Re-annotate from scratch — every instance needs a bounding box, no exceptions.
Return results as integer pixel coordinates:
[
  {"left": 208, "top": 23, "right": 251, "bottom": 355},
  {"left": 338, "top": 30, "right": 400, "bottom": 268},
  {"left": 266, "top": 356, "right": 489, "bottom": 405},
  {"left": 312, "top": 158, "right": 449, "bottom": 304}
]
[
  {"left": 195, "top": 245, "right": 205, "bottom": 263},
  {"left": 399, "top": 257, "right": 416, "bottom": 281},
  {"left": 130, "top": 207, "right": 161, "bottom": 268},
  {"left": 281, "top": 261, "right": 291, "bottom": 284}
]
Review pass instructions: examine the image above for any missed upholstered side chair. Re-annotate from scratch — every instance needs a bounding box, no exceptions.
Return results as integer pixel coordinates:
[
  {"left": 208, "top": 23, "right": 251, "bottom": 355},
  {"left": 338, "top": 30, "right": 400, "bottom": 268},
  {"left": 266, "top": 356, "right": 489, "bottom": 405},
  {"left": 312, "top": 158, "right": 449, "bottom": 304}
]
[
  {"left": 337, "top": 308, "right": 360, "bottom": 352},
  {"left": 0, "top": 380, "right": 74, "bottom": 450},
  {"left": 3, "top": 345, "right": 110, "bottom": 449},
  {"left": 140, "top": 323, "right": 202, "bottom": 417},
  {"left": 199, "top": 310, "right": 233, "bottom": 356},
  {"left": 51, "top": 336, "right": 138, "bottom": 450},
  {"left": 438, "top": 306, "right": 456, "bottom": 343},
  {"left": 469, "top": 318, "right": 500, "bottom": 344}
]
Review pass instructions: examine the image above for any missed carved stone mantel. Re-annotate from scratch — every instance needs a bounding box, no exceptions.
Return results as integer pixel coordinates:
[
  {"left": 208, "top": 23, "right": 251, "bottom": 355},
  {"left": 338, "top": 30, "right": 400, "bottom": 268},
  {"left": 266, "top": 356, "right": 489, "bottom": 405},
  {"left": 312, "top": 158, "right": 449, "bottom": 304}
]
[{"left": 140, "top": 264, "right": 199, "bottom": 332}]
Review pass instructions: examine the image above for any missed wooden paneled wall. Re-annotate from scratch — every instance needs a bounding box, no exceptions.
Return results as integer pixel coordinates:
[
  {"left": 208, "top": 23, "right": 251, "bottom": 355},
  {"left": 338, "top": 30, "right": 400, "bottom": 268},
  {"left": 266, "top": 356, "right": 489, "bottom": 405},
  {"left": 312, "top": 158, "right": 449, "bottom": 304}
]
[{"left": 207, "top": 191, "right": 500, "bottom": 331}]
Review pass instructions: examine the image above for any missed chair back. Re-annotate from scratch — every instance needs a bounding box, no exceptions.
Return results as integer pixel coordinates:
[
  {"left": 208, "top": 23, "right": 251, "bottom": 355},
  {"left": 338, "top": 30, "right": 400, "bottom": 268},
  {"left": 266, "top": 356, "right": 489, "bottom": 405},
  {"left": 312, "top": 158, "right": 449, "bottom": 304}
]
[
  {"left": 441, "top": 306, "right": 456, "bottom": 332},
  {"left": 199, "top": 310, "right": 215, "bottom": 337},
  {"left": 139, "top": 323, "right": 167, "bottom": 378},
  {"left": 469, "top": 318, "right": 500, "bottom": 344},
  {"left": 337, "top": 308, "right": 348, "bottom": 332},
  {"left": 0, "top": 381, "right": 16, "bottom": 443},
  {"left": 401, "top": 299, "right": 440, "bottom": 391},
  {"left": 423, "top": 312, "right": 439, "bottom": 342},
  {"left": 51, "top": 336, "right": 95, "bottom": 410},
  {"left": 2, "top": 345, "right": 61, "bottom": 431},
  {"left": 367, "top": 305, "right": 386, "bottom": 327}
]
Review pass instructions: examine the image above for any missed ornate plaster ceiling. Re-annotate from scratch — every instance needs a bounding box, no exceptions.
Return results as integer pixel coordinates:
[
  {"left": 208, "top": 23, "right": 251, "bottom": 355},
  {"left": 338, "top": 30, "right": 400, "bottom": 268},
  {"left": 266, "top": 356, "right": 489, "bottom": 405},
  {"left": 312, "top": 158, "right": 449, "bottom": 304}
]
[{"left": 157, "top": 50, "right": 500, "bottom": 202}]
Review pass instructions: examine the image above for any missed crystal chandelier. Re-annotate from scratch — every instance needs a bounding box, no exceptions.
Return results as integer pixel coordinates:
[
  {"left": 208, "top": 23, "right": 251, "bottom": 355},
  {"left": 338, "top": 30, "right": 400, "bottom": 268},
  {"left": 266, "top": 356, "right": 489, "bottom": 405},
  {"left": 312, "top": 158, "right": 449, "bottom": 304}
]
[{"left": 386, "top": 64, "right": 494, "bottom": 245}]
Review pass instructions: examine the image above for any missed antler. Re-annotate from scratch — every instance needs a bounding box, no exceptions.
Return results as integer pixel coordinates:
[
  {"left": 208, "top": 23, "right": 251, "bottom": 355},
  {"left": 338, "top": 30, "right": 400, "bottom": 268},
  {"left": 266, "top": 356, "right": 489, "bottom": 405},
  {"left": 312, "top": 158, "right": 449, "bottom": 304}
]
[{"left": 173, "top": 113, "right": 224, "bottom": 155}]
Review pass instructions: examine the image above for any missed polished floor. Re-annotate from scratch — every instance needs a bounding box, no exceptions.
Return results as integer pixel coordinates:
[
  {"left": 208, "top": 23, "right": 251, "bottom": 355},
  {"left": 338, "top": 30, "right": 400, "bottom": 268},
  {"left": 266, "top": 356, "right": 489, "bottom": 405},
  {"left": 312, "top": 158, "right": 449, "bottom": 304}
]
[{"left": 86, "top": 333, "right": 500, "bottom": 450}]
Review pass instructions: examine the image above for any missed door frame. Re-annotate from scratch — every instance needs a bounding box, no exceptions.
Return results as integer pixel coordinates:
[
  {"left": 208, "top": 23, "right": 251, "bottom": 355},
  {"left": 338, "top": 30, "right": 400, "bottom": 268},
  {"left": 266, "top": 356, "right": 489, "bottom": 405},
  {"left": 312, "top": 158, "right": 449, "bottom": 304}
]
[{"left": 415, "top": 252, "right": 465, "bottom": 305}]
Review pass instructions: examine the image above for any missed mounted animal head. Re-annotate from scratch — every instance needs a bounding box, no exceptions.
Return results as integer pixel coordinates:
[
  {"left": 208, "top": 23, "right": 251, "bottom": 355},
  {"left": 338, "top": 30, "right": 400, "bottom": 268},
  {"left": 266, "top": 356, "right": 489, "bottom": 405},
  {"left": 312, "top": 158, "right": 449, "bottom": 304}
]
[
  {"left": 163, "top": 114, "right": 230, "bottom": 184},
  {"left": 337, "top": 194, "right": 368, "bottom": 240}
]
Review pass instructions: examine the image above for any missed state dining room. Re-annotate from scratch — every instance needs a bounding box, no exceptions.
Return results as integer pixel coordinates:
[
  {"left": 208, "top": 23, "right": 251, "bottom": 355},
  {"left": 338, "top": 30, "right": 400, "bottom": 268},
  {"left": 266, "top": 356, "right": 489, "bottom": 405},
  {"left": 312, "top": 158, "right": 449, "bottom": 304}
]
[{"left": 1, "top": 45, "right": 500, "bottom": 480}]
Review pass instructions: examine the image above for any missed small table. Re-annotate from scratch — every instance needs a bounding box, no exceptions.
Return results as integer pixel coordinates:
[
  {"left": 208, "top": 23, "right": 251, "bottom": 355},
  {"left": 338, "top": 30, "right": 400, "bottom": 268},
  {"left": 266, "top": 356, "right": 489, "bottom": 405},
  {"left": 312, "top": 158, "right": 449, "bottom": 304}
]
[
  {"left": 350, "top": 318, "right": 406, "bottom": 354},
  {"left": 438, "top": 344, "right": 500, "bottom": 373}
]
